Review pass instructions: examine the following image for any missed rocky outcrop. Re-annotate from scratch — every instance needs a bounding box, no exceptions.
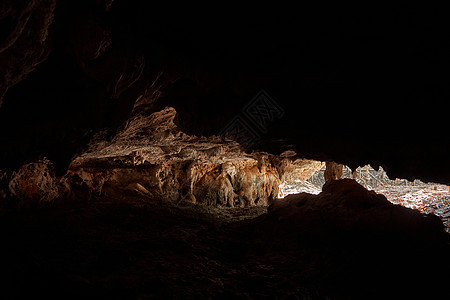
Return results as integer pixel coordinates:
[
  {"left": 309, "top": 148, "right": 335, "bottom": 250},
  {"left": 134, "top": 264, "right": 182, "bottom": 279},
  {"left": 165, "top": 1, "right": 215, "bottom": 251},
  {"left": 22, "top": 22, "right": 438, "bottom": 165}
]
[
  {"left": 324, "top": 161, "right": 344, "bottom": 183},
  {"left": 64, "top": 107, "right": 322, "bottom": 207},
  {"left": 8, "top": 158, "right": 60, "bottom": 207},
  {"left": 271, "top": 152, "right": 324, "bottom": 184},
  {"left": 192, "top": 159, "right": 280, "bottom": 207}
]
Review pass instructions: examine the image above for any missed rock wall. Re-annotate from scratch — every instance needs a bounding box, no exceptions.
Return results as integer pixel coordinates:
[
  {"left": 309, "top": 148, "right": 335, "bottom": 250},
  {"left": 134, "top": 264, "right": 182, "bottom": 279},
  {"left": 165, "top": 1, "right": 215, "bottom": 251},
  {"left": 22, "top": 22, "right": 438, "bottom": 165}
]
[{"left": 60, "top": 107, "right": 321, "bottom": 207}]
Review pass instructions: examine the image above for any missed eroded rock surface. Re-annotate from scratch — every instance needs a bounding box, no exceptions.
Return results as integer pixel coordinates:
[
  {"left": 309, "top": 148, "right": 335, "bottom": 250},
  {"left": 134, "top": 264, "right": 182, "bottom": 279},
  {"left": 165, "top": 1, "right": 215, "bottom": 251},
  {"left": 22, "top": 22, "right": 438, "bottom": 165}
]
[
  {"left": 324, "top": 161, "right": 344, "bottom": 183},
  {"left": 273, "top": 152, "right": 324, "bottom": 183},
  {"left": 8, "top": 158, "right": 59, "bottom": 207},
  {"left": 66, "top": 107, "right": 321, "bottom": 207}
]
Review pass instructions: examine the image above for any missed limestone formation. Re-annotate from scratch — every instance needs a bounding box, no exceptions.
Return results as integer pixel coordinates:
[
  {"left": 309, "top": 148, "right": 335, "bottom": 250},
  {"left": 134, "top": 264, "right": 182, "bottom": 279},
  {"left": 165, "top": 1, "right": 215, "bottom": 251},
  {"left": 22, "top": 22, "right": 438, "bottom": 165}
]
[
  {"left": 64, "top": 107, "right": 323, "bottom": 207},
  {"left": 274, "top": 156, "right": 324, "bottom": 184},
  {"left": 324, "top": 161, "right": 344, "bottom": 183}
]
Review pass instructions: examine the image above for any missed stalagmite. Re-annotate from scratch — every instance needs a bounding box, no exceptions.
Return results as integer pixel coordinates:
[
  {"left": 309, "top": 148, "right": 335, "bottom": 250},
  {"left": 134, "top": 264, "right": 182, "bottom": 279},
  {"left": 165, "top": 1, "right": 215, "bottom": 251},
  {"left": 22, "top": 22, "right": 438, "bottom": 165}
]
[{"left": 324, "top": 161, "right": 343, "bottom": 183}]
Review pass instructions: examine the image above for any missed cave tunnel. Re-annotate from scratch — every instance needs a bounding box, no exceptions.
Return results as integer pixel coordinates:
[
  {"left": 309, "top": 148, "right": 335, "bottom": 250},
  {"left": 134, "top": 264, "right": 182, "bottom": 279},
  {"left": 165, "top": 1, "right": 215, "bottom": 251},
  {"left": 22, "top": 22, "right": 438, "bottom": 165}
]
[{"left": 0, "top": 1, "right": 449, "bottom": 299}]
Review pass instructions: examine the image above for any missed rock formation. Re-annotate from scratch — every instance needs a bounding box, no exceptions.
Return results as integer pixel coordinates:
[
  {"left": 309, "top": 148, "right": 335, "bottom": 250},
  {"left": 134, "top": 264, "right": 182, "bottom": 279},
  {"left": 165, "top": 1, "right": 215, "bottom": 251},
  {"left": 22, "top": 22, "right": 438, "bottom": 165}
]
[
  {"left": 64, "top": 107, "right": 322, "bottom": 207},
  {"left": 8, "top": 158, "right": 59, "bottom": 207},
  {"left": 324, "top": 161, "right": 344, "bottom": 183}
]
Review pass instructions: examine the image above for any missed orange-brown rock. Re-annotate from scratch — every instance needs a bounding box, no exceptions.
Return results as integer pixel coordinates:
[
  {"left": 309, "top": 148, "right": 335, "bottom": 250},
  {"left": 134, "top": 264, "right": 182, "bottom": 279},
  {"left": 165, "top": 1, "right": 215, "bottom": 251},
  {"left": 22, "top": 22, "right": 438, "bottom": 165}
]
[
  {"left": 324, "top": 161, "right": 343, "bottom": 183},
  {"left": 273, "top": 154, "right": 324, "bottom": 184},
  {"left": 8, "top": 158, "right": 59, "bottom": 206},
  {"left": 65, "top": 107, "right": 309, "bottom": 207}
]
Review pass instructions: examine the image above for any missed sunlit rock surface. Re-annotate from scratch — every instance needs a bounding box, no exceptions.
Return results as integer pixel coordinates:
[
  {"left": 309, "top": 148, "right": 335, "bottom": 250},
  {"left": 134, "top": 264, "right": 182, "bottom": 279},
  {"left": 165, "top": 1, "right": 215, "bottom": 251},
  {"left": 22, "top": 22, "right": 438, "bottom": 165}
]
[
  {"left": 278, "top": 180, "right": 322, "bottom": 198},
  {"left": 377, "top": 184, "right": 450, "bottom": 232},
  {"left": 273, "top": 153, "right": 324, "bottom": 183}
]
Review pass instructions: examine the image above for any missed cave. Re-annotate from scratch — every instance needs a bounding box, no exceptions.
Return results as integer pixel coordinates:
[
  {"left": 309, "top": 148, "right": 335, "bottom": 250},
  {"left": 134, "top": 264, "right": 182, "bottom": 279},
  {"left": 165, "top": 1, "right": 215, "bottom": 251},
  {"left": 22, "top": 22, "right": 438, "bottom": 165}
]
[
  {"left": 280, "top": 164, "right": 450, "bottom": 232},
  {"left": 1, "top": 2, "right": 449, "bottom": 299}
]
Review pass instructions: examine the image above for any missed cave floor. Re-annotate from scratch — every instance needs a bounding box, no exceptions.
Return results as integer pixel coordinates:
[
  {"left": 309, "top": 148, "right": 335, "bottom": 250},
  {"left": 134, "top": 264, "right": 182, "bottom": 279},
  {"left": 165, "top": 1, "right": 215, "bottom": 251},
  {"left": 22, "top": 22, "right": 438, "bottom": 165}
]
[
  {"left": 281, "top": 180, "right": 450, "bottom": 232},
  {"left": 0, "top": 190, "right": 448, "bottom": 299}
]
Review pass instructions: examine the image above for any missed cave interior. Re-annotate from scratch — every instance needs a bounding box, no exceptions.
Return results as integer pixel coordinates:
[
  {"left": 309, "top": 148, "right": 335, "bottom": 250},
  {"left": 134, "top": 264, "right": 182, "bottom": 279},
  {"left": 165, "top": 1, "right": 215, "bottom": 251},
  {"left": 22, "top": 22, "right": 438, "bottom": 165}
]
[{"left": 1, "top": 1, "right": 449, "bottom": 299}]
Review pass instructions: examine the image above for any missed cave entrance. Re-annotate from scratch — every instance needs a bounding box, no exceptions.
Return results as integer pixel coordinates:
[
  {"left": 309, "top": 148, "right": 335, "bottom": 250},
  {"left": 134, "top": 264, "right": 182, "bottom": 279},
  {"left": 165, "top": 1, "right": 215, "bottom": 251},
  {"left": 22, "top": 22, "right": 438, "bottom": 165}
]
[{"left": 278, "top": 164, "right": 450, "bottom": 232}]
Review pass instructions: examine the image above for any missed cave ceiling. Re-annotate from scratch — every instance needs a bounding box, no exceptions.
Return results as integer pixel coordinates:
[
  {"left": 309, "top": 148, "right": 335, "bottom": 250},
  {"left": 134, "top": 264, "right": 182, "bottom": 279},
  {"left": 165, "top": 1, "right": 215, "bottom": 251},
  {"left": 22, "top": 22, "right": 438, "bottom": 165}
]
[{"left": 1, "top": 1, "right": 449, "bottom": 183}]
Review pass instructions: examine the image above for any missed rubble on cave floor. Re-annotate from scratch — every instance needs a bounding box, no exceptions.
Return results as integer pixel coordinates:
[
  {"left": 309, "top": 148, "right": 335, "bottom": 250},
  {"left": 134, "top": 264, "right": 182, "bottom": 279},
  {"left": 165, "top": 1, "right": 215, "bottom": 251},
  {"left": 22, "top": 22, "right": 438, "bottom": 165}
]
[{"left": 377, "top": 184, "right": 450, "bottom": 232}]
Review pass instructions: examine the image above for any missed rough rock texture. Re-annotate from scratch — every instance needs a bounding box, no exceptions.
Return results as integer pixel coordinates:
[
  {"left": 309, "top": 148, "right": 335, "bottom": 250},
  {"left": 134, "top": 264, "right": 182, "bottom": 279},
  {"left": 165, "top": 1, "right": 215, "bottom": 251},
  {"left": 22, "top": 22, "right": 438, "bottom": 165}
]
[
  {"left": 272, "top": 152, "right": 324, "bottom": 183},
  {"left": 65, "top": 107, "right": 322, "bottom": 206},
  {"left": 324, "top": 161, "right": 344, "bottom": 183},
  {"left": 8, "top": 158, "right": 59, "bottom": 206}
]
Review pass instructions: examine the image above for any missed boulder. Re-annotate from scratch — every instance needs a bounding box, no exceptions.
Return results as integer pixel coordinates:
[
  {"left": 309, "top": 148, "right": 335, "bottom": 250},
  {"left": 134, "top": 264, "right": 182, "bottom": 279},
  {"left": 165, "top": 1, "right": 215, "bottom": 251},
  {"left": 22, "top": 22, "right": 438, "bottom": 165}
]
[{"left": 8, "top": 158, "right": 59, "bottom": 206}]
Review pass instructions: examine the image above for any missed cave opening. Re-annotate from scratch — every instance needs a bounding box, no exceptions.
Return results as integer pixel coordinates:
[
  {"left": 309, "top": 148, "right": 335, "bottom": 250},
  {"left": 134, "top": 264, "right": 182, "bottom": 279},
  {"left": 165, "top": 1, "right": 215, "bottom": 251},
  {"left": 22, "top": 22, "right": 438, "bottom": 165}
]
[
  {"left": 279, "top": 164, "right": 450, "bottom": 232},
  {"left": 0, "top": 102, "right": 449, "bottom": 299},
  {"left": 1, "top": 2, "right": 450, "bottom": 299}
]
